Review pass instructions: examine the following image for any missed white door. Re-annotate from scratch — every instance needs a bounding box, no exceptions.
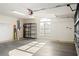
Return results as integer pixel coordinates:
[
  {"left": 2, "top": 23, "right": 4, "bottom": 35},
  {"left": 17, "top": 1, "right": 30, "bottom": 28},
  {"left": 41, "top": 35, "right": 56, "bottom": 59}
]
[{"left": 40, "top": 18, "right": 51, "bottom": 39}]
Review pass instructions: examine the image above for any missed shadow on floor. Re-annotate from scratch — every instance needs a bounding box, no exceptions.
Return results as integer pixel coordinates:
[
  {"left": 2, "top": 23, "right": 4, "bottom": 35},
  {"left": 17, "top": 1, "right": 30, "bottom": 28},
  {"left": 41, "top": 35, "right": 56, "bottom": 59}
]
[{"left": 0, "top": 39, "right": 36, "bottom": 56}]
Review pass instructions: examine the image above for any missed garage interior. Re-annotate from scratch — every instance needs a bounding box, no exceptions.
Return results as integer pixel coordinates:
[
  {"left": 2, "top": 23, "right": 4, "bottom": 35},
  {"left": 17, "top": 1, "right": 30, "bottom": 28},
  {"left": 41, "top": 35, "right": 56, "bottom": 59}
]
[{"left": 0, "top": 3, "right": 78, "bottom": 56}]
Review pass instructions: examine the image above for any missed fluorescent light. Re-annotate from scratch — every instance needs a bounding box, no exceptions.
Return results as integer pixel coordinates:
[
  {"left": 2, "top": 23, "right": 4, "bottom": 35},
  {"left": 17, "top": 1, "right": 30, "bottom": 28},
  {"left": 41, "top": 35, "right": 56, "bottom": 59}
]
[
  {"left": 12, "top": 11, "right": 25, "bottom": 16},
  {"left": 40, "top": 18, "right": 51, "bottom": 21}
]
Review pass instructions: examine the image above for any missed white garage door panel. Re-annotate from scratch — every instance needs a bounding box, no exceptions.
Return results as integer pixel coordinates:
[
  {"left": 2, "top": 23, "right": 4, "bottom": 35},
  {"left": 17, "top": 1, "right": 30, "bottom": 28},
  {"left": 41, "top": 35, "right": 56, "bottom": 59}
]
[{"left": 0, "top": 23, "right": 12, "bottom": 43}]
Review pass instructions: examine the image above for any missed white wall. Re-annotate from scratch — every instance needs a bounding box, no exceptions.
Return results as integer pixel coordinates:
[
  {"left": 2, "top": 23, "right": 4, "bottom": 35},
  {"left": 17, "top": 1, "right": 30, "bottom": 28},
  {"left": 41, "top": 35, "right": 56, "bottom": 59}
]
[
  {"left": 23, "top": 17, "right": 74, "bottom": 43},
  {"left": 51, "top": 18, "right": 74, "bottom": 43},
  {"left": 0, "top": 14, "right": 17, "bottom": 43}
]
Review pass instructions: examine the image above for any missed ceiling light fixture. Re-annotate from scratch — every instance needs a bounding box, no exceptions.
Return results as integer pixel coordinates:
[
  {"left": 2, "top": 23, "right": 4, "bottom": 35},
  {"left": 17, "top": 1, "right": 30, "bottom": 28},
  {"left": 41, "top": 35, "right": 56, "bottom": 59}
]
[{"left": 27, "top": 8, "right": 33, "bottom": 15}]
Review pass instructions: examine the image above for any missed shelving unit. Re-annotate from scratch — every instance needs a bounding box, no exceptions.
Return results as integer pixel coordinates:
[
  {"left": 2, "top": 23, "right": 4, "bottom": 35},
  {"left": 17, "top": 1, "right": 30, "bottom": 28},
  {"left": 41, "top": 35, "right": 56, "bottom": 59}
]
[
  {"left": 73, "top": 4, "right": 79, "bottom": 56},
  {"left": 23, "top": 23, "right": 37, "bottom": 39},
  {"left": 74, "top": 4, "right": 79, "bottom": 49}
]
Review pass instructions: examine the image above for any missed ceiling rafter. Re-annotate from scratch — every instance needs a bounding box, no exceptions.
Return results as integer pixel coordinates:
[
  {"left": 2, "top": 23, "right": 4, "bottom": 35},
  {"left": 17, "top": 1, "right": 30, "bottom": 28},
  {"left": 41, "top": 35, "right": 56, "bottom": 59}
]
[{"left": 33, "top": 3, "right": 76, "bottom": 12}]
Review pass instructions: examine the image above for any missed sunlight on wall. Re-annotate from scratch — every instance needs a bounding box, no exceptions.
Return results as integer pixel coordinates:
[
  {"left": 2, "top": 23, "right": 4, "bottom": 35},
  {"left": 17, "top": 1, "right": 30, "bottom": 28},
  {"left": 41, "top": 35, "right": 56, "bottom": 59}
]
[
  {"left": 0, "top": 23, "right": 12, "bottom": 42},
  {"left": 0, "top": 14, "right": 17, "bottom": 43}
]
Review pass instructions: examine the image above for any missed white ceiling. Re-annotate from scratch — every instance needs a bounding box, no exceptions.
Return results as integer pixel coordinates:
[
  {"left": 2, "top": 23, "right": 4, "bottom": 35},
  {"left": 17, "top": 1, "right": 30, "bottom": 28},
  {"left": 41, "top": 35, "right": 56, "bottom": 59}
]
[{"left": 0, "top": 3, "right": 77, "bottom": 19}]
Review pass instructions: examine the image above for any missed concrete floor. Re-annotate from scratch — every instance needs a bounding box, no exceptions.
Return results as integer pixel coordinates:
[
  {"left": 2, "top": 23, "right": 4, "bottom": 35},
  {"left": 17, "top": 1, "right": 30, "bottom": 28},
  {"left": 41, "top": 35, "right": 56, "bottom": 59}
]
[
  {"left": 34, "top": 41, "right": 77, "bottom": 56},
  {"left": 0, "top": 38, "right": 77, "bottom": 56}
]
